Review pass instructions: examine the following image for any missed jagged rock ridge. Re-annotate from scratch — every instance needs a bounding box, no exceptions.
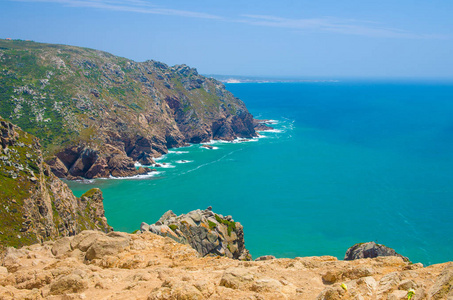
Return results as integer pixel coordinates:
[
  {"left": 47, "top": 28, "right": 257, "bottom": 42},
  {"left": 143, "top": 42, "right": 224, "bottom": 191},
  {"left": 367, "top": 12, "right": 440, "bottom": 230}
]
[
  {"left": 0, "top": 39, "right": 268, "bottom": 179},
  {"left": 140, "top": 207, "right": 251, "bottom": 261},
  {"left": 0, "top": 117, "right": 111, "bottom": 249}
]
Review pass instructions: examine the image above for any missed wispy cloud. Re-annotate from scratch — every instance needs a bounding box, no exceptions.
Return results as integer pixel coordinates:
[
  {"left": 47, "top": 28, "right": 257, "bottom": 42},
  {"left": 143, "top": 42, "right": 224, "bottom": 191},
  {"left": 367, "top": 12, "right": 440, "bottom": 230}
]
[
  {"left": 11, "top": 0, "right": 223, "bottom": 19},
  {"left": 9, "top": 0, "right": 448, "bottom": 39},
  {"left": 239, "top": 14, "right": 448, "bottom": 39}
]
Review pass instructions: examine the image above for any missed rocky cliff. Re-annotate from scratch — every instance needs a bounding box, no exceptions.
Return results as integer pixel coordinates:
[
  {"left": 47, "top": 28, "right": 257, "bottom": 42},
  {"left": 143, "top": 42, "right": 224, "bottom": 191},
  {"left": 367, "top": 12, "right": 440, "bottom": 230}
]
[
  {"left": 0, "top": 117, "right": 111, "bottom": 250},
  {"left": 0, "top": 39, "right": 266, "bottom": 179},
  {"left": 1, "top": 230, "right": 452, "bottom": 299},
  {"left": 140, "top": 208, "right": 251, "bottom": 261}
]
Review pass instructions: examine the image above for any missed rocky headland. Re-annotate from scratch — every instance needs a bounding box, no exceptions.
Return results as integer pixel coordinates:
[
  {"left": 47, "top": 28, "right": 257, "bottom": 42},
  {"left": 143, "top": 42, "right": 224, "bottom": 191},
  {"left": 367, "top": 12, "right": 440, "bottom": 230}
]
[{"left": 0, "top": 39, "right": 271, "bottom": 180}]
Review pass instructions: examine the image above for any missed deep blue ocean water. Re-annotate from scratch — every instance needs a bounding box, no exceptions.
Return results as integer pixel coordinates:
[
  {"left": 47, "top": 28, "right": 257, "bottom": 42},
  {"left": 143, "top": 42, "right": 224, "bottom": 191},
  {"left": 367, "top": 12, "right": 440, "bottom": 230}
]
[{"left": 68, "top": 81, "right": 453, "bottom": 266}]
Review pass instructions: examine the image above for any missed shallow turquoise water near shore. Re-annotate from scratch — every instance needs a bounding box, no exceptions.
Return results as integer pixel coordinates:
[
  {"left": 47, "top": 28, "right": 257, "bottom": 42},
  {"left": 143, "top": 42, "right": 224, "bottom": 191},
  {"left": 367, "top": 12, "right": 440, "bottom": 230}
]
[{"left": 68, "top": 81, "right": 453, "bottom": 265}]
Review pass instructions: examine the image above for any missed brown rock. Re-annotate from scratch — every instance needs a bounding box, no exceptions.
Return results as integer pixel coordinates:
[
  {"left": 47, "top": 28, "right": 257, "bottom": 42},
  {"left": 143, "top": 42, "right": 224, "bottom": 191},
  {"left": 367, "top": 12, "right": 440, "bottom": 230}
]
[
  {"left": 429, "top": 264, "right": 453, "bottom": 299},
  {"left": 46, "top": 156, "right": 69, "bottom": 178},
  {"left": 85, "top": 231, "right": 131, "bottom": 260},
  {"left": 49, "top": 274, "right": 88, "bottom": 295},
  {"left": 51, "top": 237, "right": 73, "bottom": 256},
  {"left": 219, "top": 268, "right": 255, "bottom": 290}
]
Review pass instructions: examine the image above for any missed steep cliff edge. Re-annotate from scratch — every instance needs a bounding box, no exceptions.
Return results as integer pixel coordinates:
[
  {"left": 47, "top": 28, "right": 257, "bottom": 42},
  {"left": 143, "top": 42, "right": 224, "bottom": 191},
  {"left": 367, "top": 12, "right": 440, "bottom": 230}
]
[
  {"left": 1, "top": 231, "right": 452, "bottom": 299},
  {"left": 140, "top": 208, "right": 251, "bottom": 261},
  {"left": 0, "top": 117, "right": 111, "bottom": 249},
  {"left": 0, "top": 39, "right": 266, "bottom": 179}
]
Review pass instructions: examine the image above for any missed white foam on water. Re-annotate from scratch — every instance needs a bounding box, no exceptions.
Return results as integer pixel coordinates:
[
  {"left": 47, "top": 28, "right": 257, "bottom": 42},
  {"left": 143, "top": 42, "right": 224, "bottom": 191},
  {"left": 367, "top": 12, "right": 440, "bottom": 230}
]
[
  {"left": 259, "top": 119, "right": 279, "bottom": 124},
  {"left": 176, "top": 160, "right": 193, "bottom": 164},
  {"left": 200, "top": 145, "right": 219, "bottom": 150},
  {"left": 262, "top": 129, "right": 283, "bottom": 133},
  {"left": 167, "top": 150, "right": 189, "bottom": 154},
  {"left": 105, "top": 171, "right": 161, "bottom": 180},
  {"left": 154, "top": 155, "right": 165, "bottom": 161},
  {"left": 72, "top": 179, "right": 95, "bottom": 184}
]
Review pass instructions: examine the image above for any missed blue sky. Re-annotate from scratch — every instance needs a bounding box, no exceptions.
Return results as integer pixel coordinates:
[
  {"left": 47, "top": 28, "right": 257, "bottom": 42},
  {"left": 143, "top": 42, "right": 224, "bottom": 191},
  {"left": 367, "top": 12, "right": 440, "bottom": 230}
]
[{"left": 1, "top": 0, "right": 452, "bottom": 78}]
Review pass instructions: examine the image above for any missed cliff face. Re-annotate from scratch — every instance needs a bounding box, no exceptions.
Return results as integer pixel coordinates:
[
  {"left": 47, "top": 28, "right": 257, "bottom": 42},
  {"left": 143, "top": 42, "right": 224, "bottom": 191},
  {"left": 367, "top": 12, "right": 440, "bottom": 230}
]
[
  {"left": 0, "top": 118, "right": 111, "bottom": 249},
  {"left": 1, "top": 231, "right": 452, "bottom": 299},
  {"left": 0, "top": 39, "right": 262, "bottom": 179},
  {"left": 140, "top": 208, "right": 251, "bottom": 261}
]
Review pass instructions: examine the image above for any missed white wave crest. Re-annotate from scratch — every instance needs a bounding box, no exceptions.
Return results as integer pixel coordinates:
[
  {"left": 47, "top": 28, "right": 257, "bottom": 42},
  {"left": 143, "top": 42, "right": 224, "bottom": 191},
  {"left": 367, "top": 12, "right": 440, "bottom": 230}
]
[
  {"left": 176, "top": 160, "right": 193, "bottom": 164},
  {"left": 105, "top": 171, "right": 161, "bottom": 180}
]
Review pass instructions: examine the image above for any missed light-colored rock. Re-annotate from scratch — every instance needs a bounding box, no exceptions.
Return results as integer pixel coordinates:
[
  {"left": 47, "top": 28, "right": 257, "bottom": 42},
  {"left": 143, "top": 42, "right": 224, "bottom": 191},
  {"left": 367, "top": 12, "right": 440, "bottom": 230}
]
[
  {"left": 85, "top": 232, "right": 130, "bottom": 260},
  {"left": 378, "top": 272, "right": 401, "bottom": 294},
  {"left": 398, "top": 279, "right": 418, "bottom": 290},
  {"left": 219, "top": 268, "right": 255, "bottom": 290},
  {"left": 251, "top": 278, "right": 283, "bottom": 293},
  {"left": 49, "top": 274, "right": 89, "bottom": 295},
  {"left": 51, "top": 236, "right": 73, "bottom": 256},
  {"left": 388, "top": 289, "right": 408, "bottom": 300},
  {"left": 255, "top": 255, "right": 276, "bottom": 261},
  {"left": 322, "top": 270, "right": 341, "bottom": 284},
  {"left": 0, "top": 230, "right": 451, "bottom": 300},
  {"left": 71, "top": 230, "right": 104, "bottom": 252},
  {"left": 429, "top": 264, "right": 453, "bottom": 299}
]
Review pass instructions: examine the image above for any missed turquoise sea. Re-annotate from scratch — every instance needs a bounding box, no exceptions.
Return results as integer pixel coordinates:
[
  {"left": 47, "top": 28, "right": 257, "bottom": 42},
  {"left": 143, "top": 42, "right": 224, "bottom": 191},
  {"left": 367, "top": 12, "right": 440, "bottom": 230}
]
[{"left": 68, "top": 81, "right": 453, "bottom": 266}]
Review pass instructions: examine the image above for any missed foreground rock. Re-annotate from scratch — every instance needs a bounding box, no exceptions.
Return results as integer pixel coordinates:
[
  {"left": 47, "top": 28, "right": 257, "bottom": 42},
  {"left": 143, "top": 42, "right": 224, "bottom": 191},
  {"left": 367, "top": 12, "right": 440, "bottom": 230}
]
[
  {"left": 0, "top": 231, "right": 452, "bottom": 299},
  {"left": 345, "top": 242, "right": 410, "bottom": 262},
  {"left": 0, "top": 118, "right": 111, "bottom": 249},
  {"left": 140, "top": 208, "right": 251, "bottom": 261}
]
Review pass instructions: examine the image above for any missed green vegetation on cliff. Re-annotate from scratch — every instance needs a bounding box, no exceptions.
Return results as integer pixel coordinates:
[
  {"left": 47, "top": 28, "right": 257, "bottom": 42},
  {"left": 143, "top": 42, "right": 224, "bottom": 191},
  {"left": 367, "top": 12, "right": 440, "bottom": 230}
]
[
  {"left": 0, "top": 39, "right": 258, "bottom": 179},
  {"left": 0, "top": 117, "right": 111, "bottom": 249}
]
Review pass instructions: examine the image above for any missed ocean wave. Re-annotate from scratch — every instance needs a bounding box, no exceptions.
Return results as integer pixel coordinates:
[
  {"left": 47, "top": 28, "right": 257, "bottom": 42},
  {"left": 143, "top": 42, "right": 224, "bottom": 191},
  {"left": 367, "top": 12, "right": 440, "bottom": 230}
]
[
  {"left": 259, "top": 119, "right": 279, "bottom": 124},
  {"left": 176, "top": 160, "right": 193, "bottom": 164},
  {"left": 154, "top": 155, "right": 165, "bottom": 161},
  {"left": 167, "top": 150, "right": 190, "bottom": 154},
  {"left": 104, "top": 172, "right": 161, "bottom": 180},
  {"left": 261, "top": 129, "right": 283, "bottom": 133}
]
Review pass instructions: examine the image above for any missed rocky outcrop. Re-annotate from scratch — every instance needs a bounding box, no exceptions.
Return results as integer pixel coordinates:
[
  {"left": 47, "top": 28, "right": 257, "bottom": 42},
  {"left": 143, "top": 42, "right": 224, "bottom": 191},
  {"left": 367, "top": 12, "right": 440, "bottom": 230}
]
[
  {"left": 253, "top": 119, "right": 275, "bottom": 132},
  {"left": 140, "top": 207, "right": 252, "bottom": 260},
  {"left": 0, "top": 118, "right": 111, "bottom": 249},
  {"left": 0, "top": 231, "right": 451, "bottom": 299},
  {"left": 0, "top": 39, "right": 270, "bottom": 179},
  {"left": 344, "top": 242, "right": 410, "bottom": 262}
]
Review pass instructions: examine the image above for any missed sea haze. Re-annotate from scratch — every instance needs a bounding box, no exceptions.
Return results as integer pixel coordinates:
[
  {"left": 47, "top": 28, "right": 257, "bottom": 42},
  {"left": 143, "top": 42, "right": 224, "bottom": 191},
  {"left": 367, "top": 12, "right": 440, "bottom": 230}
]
[{"left": 68, "top": 81, "right": 453, "bottom": 266}]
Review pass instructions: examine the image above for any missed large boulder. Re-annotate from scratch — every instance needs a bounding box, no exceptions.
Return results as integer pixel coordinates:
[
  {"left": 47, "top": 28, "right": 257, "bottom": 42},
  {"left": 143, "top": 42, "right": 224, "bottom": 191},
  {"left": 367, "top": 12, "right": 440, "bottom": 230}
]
[{"left": 344, "top": 242, "right": 410, "bottom": 262}]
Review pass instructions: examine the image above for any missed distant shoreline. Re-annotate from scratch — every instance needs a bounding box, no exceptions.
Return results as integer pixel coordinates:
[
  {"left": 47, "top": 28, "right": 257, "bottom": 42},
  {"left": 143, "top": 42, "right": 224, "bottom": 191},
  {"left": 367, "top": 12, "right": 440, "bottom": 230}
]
[{"left": 206, "top": 75, "right": 339, "bottom": 84}]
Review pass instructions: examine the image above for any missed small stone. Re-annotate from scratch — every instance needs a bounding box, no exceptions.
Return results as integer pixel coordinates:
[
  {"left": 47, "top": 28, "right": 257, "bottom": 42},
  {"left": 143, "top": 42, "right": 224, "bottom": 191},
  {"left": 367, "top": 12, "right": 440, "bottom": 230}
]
[
  {"left": 388, "top": 290, "right": 408, "bottom": 300},
  {"left": 322, "top": 271, "right": 340, "bottom": 284},
  {"left": 255, "top": 255, "right": 276, "bottom": 261},
  {"left": 398, "top": 279, "right": 418, "bottom": 291}
]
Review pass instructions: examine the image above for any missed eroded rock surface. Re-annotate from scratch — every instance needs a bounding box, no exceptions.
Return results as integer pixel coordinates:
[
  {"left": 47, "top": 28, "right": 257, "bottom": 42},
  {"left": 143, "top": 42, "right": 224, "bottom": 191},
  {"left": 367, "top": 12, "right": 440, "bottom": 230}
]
[
  {"left": 0, "top": 118, "right": 111, "bottom": 249},
  {"left": 0, "top": 231, "right": 451, "bottom": 300},
  {"left": 140, "top": 208, "right": 251, "bottom": 260}
]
